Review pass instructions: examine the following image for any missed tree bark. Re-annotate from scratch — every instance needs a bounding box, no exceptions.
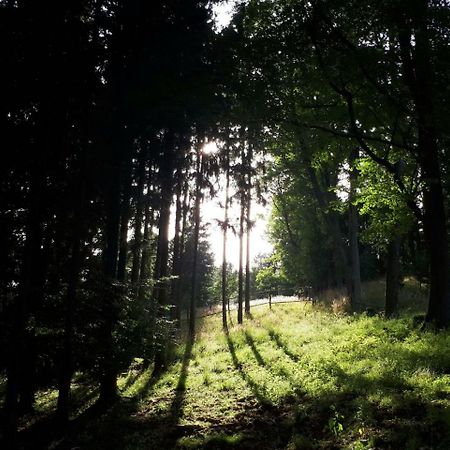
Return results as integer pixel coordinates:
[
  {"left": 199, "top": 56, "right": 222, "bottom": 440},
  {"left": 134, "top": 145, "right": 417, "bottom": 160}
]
[
  {"left": 385, "top": 235, "right": 401, "bottom": 318},
  {"left": 153, "top": 143, "right": 174, "bottom": 372},
  {"left": 139, "top": 165, "right": 155, "bottom": 303},
  {"left": 175, "top": 178, "right": 190, "bottom": 325},
  {"left": 4, "top": 165, "right": 43, "bottom": 444},
  {"left": 348, "top": 149, "right": 362, "bottom": 312},
  {"left": 56, "top": 150, "right": 87, "bottom": 422},
  {"left": 397, "top": 3, "right": 450, "bottom": 326},
  {"left": 306, "top": 164, "right": 348, "bottom": 288}
]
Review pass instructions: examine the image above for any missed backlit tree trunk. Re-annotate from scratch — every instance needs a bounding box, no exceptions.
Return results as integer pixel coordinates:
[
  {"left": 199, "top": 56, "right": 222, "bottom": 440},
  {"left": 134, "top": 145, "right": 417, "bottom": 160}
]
[{"left": 222, "top": 149, "right": 230, "bottom": 330}]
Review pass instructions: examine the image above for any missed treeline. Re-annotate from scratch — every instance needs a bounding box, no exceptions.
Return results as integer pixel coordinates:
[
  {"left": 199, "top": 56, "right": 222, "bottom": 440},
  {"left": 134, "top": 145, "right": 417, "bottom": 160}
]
[
  {"left": 227, "top": 0, "right": 450, "bottom": 325},
  {"left": 0, "top": 1, "right": 266, "bottom": 444},
  {"left": 0, "top": 0, "right": 214, "bottom": 443}
]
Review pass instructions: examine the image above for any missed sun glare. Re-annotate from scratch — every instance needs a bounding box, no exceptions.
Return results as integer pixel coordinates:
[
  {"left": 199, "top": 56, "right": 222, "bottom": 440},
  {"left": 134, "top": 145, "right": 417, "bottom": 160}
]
[
  {"left": 202, "top": 141, "right": 218, "bottom": 155},
  {"left": 169, "top": 139, "right": 273, "bottom": 268},
  {"left": 202, "top": 191, "right": 273, "bottom": 269}
]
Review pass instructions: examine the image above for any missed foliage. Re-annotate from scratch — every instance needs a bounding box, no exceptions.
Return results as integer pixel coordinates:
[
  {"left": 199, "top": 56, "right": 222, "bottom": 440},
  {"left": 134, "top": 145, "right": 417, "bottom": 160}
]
[
  {"left": 253, "top": 253, "right": 289, "bottom": 293},
  {"left": 208, "top": 263, "right": 238, "bottom": 303},
  {"left": 356, "top": 158, "right": 415, "bottom": 250}
]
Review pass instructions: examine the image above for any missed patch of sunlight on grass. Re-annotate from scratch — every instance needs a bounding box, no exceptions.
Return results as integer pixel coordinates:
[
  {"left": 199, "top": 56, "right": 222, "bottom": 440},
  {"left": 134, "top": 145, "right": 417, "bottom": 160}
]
[{"left": 178, "top": 432, "right": 244, "bottom": 449}]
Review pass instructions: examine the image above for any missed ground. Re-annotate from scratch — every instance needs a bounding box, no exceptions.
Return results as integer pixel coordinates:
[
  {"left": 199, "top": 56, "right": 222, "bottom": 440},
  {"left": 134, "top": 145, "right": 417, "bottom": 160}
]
[{"left": 14, "top": 293, "right": 450, "bottom": 450}]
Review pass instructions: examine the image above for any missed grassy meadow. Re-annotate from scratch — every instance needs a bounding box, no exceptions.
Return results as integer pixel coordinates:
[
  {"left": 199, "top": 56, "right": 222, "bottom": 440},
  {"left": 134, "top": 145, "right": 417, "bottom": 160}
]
[{"left": 11, "top": 280, "right": 450, "bottom": 449}]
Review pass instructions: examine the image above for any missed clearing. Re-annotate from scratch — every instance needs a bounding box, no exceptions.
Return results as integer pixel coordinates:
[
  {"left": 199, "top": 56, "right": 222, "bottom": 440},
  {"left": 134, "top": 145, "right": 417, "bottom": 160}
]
[{"left": 19, "top": 302, "right": 450, "bottom": 449}]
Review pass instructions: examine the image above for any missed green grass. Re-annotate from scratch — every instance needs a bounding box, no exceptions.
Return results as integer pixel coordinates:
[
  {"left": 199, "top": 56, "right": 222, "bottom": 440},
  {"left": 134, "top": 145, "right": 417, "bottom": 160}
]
[{"left": 41, "top": 301, "right": 450, "bottom": 450}]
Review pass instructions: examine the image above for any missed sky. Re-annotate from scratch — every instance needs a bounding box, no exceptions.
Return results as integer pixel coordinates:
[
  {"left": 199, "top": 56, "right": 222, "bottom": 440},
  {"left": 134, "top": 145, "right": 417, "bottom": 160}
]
[
  {"left": 168, "top": 141, "right": 274, "bottom": 269},
  {"left": 211, "top": 1, "right": 235, "bottom": 31},
  {"left": 201, "top": 185, "right": 273, "bottom": 268},
  {"left": 178, "top": 2, "right": 273, "bottom": 269}
]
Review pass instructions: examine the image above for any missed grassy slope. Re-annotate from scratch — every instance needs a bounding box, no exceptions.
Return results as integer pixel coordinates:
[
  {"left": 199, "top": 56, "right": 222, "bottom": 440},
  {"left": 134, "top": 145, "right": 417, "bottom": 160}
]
[{"left": 51, "top": 302, "right": 450, "bottom": 450}]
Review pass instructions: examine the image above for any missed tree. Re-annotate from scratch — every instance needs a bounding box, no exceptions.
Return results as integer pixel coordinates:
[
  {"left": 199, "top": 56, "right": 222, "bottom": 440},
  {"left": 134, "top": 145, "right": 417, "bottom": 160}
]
[{"left": 229, "top": 0, "right": 450, "bottom": 325}]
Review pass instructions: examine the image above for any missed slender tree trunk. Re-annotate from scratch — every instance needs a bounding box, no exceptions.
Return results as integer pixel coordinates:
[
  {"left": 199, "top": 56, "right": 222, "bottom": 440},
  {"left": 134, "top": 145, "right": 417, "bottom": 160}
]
[
  {"left": 348, "top": 149, "right": 362, "bottom": 312},
  {"left": 56, "top": 158, "right": 87, "bottom": 422},
  {"left": 189, "top": 150, "right": 203, "bottom": 338},
  {"left": 99, "top": 164, "right": 122, "bottom": 403},
  {"left": 56, "top": 223, "right": 82, "bottom": 422},
  {"left": 238, "top": 189, "right": 245, "bottom": 325},
  {"left": 131, "top": 148, "right": 147, "bottom": 286},
  {"left": 139, "top": 165, "right": 154, "bottom": 302},
  {"left": 245, "top": 144, "right": 252, "bottom": 316},
  {"left": 117, "top": 158, "right": 133, "bottom": 282},
  {"left": 385, "top": 235, "right": 401, "bottom": 318},
  {"left": 306, "top": 164, "right": 348, "bottom": 289},
  {"left": 222, "top": 150, "right": 230, "bottom": 330},
  {"left": 175, "top": 179, "right": 190, "bottom": 325},
  {"left": 153, "top": 146, "right": 173, "bottom": 372},
  {"left": 171, "top": 169, "right": 183, "bottom": 326}
]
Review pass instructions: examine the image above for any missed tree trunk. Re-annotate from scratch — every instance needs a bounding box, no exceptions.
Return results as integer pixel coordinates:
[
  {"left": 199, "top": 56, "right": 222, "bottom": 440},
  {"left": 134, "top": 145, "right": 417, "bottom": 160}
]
[
  {"left": 189, "top": 150, "right": 203, "bottom": 338},
  {"left": 348, "top": 149, "right": 362, "bottom": 312},
  {"left": 397, "top": 4, "right": 450, "bottom": 326},
  {"left": 171, "top": 169, "right": 183, "bottom": 326},
  {"left": 306, "top": 164, "right": 348, "bottom": 289},
  {"left": 138, "top": 165, "right": 155, "bottom": 303},
  {"left": 238, "top": 189, "right": 245, "bottom": 325},
  {"left": 385, "top": 235, "right": 401, "bottom": 318},
  {"left": 222, "top": 150, "right": 230, "bottom": 330},
  {"left": 99, "top": 164, "right": 121, "bottom": 404},
  {"left": 57, "top": 156, "right": 87, "bottom": 422},
  {"left": 57, "top": 222, "right": 82, "bottom": 422},
  {"left": 245, "top": 144, "right": 252, "bottom": 316},
  {"left": 117, "top": 158, "right": 133, "bottom": 283},
  {"left": 131, "top": 148, "right": 147, "bottom": 286},
  {"left": 153, "top": 145, "right": 173, "bottom": 372},
  {"left": 175, "top": 178, "right": 190, "bottom": 325}
]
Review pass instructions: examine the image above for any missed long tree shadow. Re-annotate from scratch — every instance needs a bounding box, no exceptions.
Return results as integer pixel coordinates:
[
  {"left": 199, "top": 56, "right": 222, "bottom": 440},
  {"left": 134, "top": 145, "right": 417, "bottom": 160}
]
[
  {"left": 266, "top": 328, "right": 300, "bottom": 362},
  {"left": 225, "top": 331, "right": 273, "bottom": 407},
  {"left": 245, "top": 330, "right": 303, "bottom": 397},
  {"left": 244, "top": 331, "right": 266, "bottom": 367},
  {"left": 51, "top": 339, "right": 195, "bottom": 450},
  {"left": 170, "top": 336, "right": 194, "bottom": 421}
]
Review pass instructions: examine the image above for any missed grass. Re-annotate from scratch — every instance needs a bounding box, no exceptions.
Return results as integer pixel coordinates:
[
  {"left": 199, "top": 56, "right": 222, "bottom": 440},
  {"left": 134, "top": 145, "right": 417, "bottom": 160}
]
[{"left": 10, "top": 279, "right": 450, "bottom": 449}]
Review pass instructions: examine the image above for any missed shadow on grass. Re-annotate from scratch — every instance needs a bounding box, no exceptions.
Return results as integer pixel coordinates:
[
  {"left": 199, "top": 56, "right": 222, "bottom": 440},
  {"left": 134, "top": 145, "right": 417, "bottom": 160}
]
[
  {"left": 225, "top": 331, "right": 272, "bottom": 407},
  {"left": 266, "top": 328, "right": 300, "bottom": 362},
  {"left": 244, "top": 332, "right": 265, "bottom": 367},
  {"left": 23, "top": 349, "right": 188, "bottom": 450},
  {"left": 170, "top": 336, "right": 193, "bottom": 421},
  {"left": 120, "top": 367, "right": 145, "bottom": 392}
]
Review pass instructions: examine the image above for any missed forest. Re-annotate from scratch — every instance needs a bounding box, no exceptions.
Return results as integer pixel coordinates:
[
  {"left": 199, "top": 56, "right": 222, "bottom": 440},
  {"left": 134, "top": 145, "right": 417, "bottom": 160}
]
[{"left": 1, "top": 0, "right": 450, "bottom": 449}]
